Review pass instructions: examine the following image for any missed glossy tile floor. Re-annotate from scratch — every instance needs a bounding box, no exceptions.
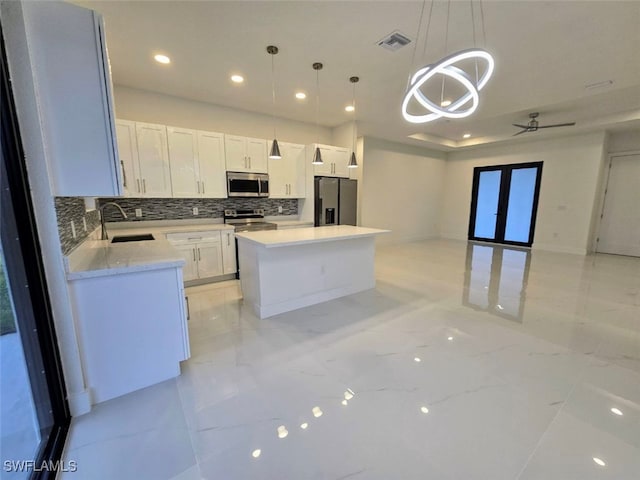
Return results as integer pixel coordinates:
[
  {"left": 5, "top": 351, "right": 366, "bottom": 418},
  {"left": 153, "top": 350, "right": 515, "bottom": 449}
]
[{"left": 61, "top": 240, "right": 640, "bottom": 480}]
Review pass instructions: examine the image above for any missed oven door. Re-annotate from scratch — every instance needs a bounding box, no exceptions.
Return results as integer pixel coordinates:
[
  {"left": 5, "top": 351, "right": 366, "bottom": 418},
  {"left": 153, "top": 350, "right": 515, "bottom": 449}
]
[{"left": 227, "top": 172, "right": 262, "bottom": 197}]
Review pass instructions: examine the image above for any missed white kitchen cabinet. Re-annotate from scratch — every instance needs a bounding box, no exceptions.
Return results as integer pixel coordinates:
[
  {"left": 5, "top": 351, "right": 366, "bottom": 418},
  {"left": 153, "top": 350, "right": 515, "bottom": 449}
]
[
  {"left": 167, "top": 127, "right": 227, "bottom": 198},
  {"left": 221, "top": 229, "right": 237, "bottom": 275},
  {"left": 269, "top": 142, "right": 306, "bottom": 198},
  {"left": 196, "top": 131, "right": 226, "bottom": 198},
  {"left": 135, "top": 122, "right": 173, "bottom": 197},
  {"left": 67, "top": 266, "right": 189, "bottom": 404},
  {"left": 225, "top": 135, "right": 268, "bottom": 173},
  {"left": 166, "top": 229, "right": 236, "bottom": 281},
  {"left": 20, "top": 1, "right": 122, "bottom": 196},
  {"left": 115, "top": 120, "right": 138, "bottom": 197},
  {"left": 312, "top": 144, "right": 350, "bottom": 178},
  {"left": 167, "top": 127, "right": 199, "bottom": 198},
  {"left": 172, "top": 243, "right": 199, "bottom": 281}
]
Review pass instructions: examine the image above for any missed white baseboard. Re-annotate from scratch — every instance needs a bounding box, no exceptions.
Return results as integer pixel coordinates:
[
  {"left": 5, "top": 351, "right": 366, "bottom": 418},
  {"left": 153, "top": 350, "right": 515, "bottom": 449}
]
[
  {"left": 67, "top": 389, "right": 92, "bottom": 416},
  {"left": 532, "top": 243, "right": 587, "bottom": 255}
]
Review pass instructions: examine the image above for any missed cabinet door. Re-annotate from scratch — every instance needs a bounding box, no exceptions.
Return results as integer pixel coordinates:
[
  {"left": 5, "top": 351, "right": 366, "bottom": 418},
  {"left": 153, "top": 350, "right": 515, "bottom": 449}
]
[
  {"left": 312, "top": 145, "right": 334, "bottom": 176},
  {"left": 167, "top": 127, "right": 199, "bottom": 198},
  {"left": 196, "top": 242, "right": 224, "bottom": 278},
  {"left": 288, "top": 143, "right": 307, "bottom": 198},
  {"left": 22, "top": 2, "right": 122, "bottom": 196},
  {"left": 224, "top": 135, "right": 248, "bottom": 172},
  {"left": 135, "top": 122, "right": 172, "bottom": 197},
  {"left": 268, "top": 140, "right": 289, "bottom": 198},
  {"left": 333, "top": 147, "right": 350, "bottom": 178},
  {"left": 172, "top": 243, "right": 198, "bottom": 282},
  {"left": 115, "top": 120, "right": 141, "bottom": 197},
  {"left": 246, "top": 138, "right": 268, "bottom": 173},
  {"left": 197, "top": 131, "right": 226, "bottom": 198},
  {"left": 221, "top": 230, "right": 237, "bottom": 275}
]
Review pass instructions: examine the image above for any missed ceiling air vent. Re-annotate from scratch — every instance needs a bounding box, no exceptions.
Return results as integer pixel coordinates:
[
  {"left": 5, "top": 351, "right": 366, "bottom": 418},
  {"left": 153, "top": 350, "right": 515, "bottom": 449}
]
[{"left": 377, "top": 31, "right": 412, "bottom": 52}]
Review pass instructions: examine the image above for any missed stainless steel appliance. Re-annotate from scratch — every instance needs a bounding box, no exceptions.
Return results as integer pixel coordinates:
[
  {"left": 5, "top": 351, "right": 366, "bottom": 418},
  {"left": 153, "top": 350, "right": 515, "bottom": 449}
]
[
  {"left": 314, "top": 177, "right": 357, "bottom": 226},
  {"left": 224, "top": 209, "right": 277, "bottom": 278},
  {"left": 227, "top": 172, "right": 269, "bottom": 198}
]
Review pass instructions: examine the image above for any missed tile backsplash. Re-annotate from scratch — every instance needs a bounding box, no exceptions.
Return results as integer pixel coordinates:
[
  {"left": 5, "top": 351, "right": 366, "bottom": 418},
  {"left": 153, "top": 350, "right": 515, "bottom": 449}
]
[
  {"left": 54, "top": 197, "right": 101, "bottom": 255},
  {"left": 96, "top": 197, "right": 298, "bottom": 222}
]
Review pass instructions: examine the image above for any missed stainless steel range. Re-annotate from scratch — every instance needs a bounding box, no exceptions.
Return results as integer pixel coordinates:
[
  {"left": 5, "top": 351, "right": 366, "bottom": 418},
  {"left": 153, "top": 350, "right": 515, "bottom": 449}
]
[
  {"left": 223, "top": 209, "right": 277, "bottom": 232},
  {"left": 224, "top": 209, "right": 277, "bottom": 278}
]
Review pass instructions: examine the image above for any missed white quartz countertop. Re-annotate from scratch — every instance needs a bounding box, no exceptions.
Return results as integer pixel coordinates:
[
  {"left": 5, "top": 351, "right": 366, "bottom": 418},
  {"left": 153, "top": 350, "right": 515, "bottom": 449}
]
[
  {"left": 235, "top": 225, "right": 390, "bottom": 248},
  {"left": 104, "top": 223, "right": 234, "bottom": 237},
  {"left": 269, "top": 220, "right": 314, "bottom": 227},
  {"left": 66, "top": 238, "right": 185, "bottom": 280}
]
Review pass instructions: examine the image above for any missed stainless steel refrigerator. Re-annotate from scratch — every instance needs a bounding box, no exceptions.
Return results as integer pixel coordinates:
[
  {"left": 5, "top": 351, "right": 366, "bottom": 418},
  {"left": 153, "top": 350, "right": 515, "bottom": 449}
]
[{"left": 314, "top": 177, "right": 357, "bottom": 226}]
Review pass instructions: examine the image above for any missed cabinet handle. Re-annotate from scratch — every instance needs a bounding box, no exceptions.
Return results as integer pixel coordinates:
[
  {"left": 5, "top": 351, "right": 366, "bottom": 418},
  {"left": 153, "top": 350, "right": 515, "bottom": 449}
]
[
  {"left": 192, "top": 248, "right": 196, "bottom": 261},
  {"left": 248, "top": 156, "right": 251, "bottom": 169},
  {"left": 120, "top": 160, "right": 127, "bottom": 187},
  {"left": 185, "top": 296, "right": 190, "bottom": 321},
  {"left": 202, "top": 182, "right": 205, "bottom": 194},
  {"left": 198, "top": 248, "right": 201, "bottom": 261},
  {"left": 227, "top": 233, "right": 230, "bottom": 246},
  {"left": 143, "top": 178, "right": 147, "bottom": 193},
  {"left": 244, "top": 155, "right": 248, "bottom": 168},
  {"left": 136, "top": 178, "right": 141, "bottom": 192}
]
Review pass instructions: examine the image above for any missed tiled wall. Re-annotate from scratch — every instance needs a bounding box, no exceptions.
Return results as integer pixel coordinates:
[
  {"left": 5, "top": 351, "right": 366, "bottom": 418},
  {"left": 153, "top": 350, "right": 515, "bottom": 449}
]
[
  {"left": 54, "top": 197, "right": 101, "bottom": 255},
  {"left": 96, "top": 197, "right": 298, "bottom": 222}
]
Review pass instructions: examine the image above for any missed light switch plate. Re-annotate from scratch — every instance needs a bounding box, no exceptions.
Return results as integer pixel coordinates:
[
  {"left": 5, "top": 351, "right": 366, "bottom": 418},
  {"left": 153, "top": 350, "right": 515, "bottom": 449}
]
[
  {"left": 278, "top": 206, "right": 283, "bottom": 213},
  {"left": 82, "top": 217, "right": 87, "bottom": 232},
  {"left": 193, "top": 207, "right": 199, "bottom": 216},
  {"left": 70, "top": 220, "right": 76, "bottom": 239},
  {"left": 135, "top": 208, "right": 142, "bottom": 217}
]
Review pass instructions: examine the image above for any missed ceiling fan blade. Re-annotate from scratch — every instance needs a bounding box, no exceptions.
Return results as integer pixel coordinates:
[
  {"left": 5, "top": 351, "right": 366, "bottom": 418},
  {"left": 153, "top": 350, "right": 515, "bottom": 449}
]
[
  {"left": 512, "top": 124, "right": 529, "bottom": 128},
  {"left": 512, "top": 129, "right": 528, "bottom": 136},
  {"left": 537, "top": 122, "right": 576, "bottom": 128}
]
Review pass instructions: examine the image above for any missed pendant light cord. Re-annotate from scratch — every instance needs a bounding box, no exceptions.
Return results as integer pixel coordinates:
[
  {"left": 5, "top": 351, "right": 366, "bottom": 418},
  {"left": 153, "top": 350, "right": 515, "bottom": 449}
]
[
  {"left": 471, "top": 0, "right": 479, "bottom": 84},
  {"left": 421, "top": 1, "right": 435, "bottom": 62},
  {"left": 316, "top": 68, "right": 320, "bottom": 145},
  {"left": 271, "top": 52, "right": 276, "bottom": 138},
  {"left": 352, "top": 81, "right": 357, "bottom": 154},
  {"left": 480, "top": 0, "right": 488, "bottom": 47},
  {"left": 440, "top": 0, "right": 451, "bottom": 105},
  {"left": 408, "top": 0, "right": 427, "bottom": 79}
]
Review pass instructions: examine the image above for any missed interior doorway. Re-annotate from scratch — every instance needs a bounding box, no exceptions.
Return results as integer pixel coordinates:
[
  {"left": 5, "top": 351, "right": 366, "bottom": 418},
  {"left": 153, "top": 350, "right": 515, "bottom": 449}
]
[
  {"left": 468, "top": 162, "right": 543, "bottom": 247},
  {"left": 597, "top": 153, "right": 640, "bottom": 257}
]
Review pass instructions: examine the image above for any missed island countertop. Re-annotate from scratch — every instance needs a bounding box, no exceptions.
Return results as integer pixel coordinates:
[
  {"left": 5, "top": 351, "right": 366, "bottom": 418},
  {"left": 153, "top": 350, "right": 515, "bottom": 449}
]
[{"left": 234, "top": 225, "right": 389, "bottom": 248}]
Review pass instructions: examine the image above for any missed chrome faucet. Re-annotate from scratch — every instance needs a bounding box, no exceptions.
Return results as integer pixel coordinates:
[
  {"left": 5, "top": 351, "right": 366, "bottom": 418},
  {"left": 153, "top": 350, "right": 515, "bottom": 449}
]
[{"left": 100, "top": 202, "right": 128, "bottom": 240}]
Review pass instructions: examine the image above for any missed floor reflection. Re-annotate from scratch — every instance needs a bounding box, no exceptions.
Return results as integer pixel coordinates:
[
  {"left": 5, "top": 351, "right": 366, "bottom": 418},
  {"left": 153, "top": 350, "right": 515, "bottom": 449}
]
[{"left": 463, "top": 242, "right": 531, "bottom": 322}]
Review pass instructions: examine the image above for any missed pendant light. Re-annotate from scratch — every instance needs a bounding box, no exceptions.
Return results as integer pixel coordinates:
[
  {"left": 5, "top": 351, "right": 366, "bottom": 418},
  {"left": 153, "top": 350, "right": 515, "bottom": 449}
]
[
  {"left": 401, "top": 0, "right": 494, "bottom": 124},
  {"left": 267, "top": 45, "right": 281, "bottom": 159},
  {"left": 311, "top": 62, "right": 323, "bottom": 165},
  {"left": 348, "top": 76, "right": 359, "bottom": 169}
]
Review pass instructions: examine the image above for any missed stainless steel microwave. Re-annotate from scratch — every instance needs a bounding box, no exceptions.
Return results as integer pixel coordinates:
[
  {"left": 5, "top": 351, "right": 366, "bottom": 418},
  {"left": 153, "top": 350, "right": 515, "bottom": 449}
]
[{"left": 227, "top": 172, "right": 269, "bottom": 197}]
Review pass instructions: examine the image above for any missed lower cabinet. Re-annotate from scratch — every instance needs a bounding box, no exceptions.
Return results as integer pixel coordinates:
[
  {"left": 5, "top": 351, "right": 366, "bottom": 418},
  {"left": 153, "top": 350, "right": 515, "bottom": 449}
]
[
  {"left": 67, "top": 266, "right": 189, "bottom": 404},
  {"left": 167, "top": 229, "right": 236, "bottom": 281}
]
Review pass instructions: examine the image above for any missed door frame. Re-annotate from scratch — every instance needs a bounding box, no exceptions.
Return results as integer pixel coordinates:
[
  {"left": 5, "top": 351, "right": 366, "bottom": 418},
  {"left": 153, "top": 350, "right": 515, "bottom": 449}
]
[{"left": 468, "top": 161, "right": 543, "bottom": 248}]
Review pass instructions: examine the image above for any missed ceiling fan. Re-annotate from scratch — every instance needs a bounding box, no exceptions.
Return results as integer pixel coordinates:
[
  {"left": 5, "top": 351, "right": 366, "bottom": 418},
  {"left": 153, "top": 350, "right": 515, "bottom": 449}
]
[{"left": 512, "top": 112, "right": 576, "bottom": 136}]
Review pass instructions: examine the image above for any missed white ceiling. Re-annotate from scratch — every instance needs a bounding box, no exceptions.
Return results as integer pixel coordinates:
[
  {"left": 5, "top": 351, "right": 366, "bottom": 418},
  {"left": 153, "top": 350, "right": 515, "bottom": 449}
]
[{"left": 76, "top": 0, "right": 640, "bottom": 151}]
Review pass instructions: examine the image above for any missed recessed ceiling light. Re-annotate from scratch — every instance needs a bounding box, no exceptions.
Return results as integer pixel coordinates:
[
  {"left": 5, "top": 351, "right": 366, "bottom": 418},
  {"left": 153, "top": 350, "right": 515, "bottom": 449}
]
[
  {"left": 252, "top": 449, "right": 261, "bottom": 458},
  {"left": 277, "top": 425, "right": 288, "bottom": 439},
  {"left": 300, "top": 422, "right": 308, "bottom": 429},
  {"left": 414, "top": 357, "right": 421, "bottom": 362},
  {"left": 463, "top": 133, "right": 471, "bottom": 139},
  {"left": 610, "top": 407, "right": 623, "bottom": 416},
  {"left": 312, "top": 406, "right": 323, "bottom": 418},
  {"left": 154, "top": 54, "right": 170, "bottom": 64},
  {"left": 593, "top": 457, "right": 606, "bottom": 467},
  {"left": 441, "top": 100, "right": 452, "bottom": 107},
  {"left": 345, "top": 105, "right": 355, "bottom": 112},
  {"left": 231, "top": 74, "right": 244, "bottom": 83},
  {"left": 447, "top": 336, "right": 454, "bottom": 341},
  {"left": 341, "top": 399, "right": 348, "bottom": 406},
  {"left": 420, "top": 406, "right": 429, "bottom": 414},
  {"left": 295, "top": 92, "right": 306, "bottom": 100}
]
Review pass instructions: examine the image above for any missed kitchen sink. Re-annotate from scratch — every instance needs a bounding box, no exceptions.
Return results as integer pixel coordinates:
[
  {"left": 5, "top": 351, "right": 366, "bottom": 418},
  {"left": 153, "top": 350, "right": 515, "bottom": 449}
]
[{"left": 111, "top": 233, "right": 155, "bottom": 243}]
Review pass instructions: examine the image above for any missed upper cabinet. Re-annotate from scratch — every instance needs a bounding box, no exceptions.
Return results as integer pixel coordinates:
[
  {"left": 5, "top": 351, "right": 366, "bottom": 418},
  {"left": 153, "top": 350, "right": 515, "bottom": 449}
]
[
  {"left": 23, "top": 1, "right": 122, "bottom": 196},
  {"left": 268, "top": 142, "right": 306, "bottom": 198},
  {"left": 134, "top": 122, "right": 173, "bottom": 197},
  {"left": 312, "top": 144, "right": 350, "bottom": 178},
  {"left": 225, "top": 135, "right": 268, "bottom": 173},
  {"left": 167, "top": 127, "right": 226, "bottom": 198},
  {"left": 195, "top": 131, "right": 226, "bottom": 198}
]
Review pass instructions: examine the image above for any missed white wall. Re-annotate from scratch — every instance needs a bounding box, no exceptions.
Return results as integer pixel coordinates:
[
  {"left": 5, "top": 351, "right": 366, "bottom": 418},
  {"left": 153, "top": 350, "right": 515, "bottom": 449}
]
[
  {"left": 2, "top": 0, "right": 91, "bottom": 415},
  {"left": 361, "top": 137, "right": 446, "bottom": 244},
  {"left": 113, "top": 85, "right": 332, "bottom": 145},
  {"left": 608, "top": 130, "right": 640, "bottom": 153},
  {"left": 441, "top": 132, "right": 608, "bottom": 254}
]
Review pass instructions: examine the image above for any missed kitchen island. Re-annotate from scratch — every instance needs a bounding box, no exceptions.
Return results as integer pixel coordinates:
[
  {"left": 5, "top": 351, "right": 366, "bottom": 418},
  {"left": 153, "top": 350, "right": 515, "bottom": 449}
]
[{"left": 235, "top": 225, "right": 389, "bottom": 319}]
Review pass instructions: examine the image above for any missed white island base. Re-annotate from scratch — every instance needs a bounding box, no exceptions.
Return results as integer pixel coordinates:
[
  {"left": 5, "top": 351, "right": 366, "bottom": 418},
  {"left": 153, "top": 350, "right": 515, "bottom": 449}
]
[{"left": 236, "top": 226, "right": 389, "bottom": 319}]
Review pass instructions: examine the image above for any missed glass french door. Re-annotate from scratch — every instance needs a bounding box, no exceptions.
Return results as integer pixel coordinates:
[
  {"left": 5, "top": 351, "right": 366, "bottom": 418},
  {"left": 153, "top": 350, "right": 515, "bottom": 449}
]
[{"left": 468, "top": 162, "right": 543, "bottom": 247}]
